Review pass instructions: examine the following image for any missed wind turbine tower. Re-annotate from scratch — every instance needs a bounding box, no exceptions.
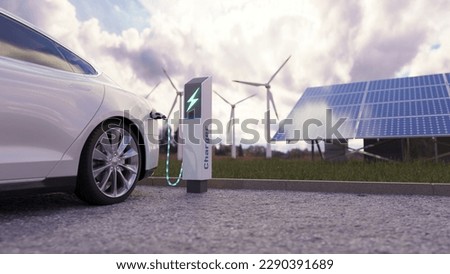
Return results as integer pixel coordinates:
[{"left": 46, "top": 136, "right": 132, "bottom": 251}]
[{"left": 233, "top": 56, "right": 291, "bottom": 158}]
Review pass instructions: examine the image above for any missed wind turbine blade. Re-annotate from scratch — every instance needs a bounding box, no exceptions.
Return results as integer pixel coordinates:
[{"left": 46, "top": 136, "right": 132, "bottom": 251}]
[
  {"left": 213, "top": 90, "right": 232, "bottom": 105},
  {"left": 167, "top": 96, "right": 178, "bottom": 119},
  {"left": 268, "top": 92, "right": 279, "bottom": 120},
  {"left": 235, "top": 93, "right": 257, "bottom": 105},
  {"left": 268, "top": 55, "right": 291, "bottom": 84},
  {"left": 162, "top": 68, "right": 179, "bottom": 93},
  {"left": 233, "top": 80, "right": 265, "bottom": 87},
  {"left": 145, "top": 82, "right": 160, "bottom": 99}
]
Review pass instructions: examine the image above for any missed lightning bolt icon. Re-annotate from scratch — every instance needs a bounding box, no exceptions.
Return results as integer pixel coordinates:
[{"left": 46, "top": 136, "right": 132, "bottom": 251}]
[{"left": 186, "top": 87, "right": 200, "bottom": 112}]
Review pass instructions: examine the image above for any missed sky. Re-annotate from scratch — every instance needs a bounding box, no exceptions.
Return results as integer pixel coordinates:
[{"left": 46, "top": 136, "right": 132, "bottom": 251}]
[{"left": 1, "top": 0, "right": 450, "bottom": 151}]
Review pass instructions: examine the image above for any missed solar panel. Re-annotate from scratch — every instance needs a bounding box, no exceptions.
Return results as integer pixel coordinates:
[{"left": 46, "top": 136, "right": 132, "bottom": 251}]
[
  {"left": 275, "top": 73, "right": 450, "bottom": 141},
  {"left": 277, "top": 82, "right": 366, "bottom": 141}
]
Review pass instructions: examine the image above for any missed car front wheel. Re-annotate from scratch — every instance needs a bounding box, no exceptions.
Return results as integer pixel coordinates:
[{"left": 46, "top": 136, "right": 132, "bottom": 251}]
[{"left": 76, "top": 120, "right": 141, "bottom": 205}]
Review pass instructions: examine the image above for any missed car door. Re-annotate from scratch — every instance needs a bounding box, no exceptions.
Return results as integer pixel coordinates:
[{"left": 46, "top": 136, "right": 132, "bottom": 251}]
[{"left": 0, "top": 12, "right": 104, "bottom": 181}]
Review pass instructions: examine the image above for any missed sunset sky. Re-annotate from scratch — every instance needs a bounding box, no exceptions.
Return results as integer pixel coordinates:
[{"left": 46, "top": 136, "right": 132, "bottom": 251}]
[{"left": 1, "top": 0, "right": 449, "bottom": 150}]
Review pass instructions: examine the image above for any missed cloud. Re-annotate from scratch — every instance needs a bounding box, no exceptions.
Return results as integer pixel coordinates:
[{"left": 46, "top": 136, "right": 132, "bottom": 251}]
[
  {"left": 68, "top": 0, "right": 150, "bottom": 33},
  {"left": 1, "top": 0, "right": 450, "bottom": 150}
]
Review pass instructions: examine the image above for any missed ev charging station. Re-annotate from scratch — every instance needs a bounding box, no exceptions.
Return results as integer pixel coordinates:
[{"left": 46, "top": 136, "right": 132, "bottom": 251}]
[{"left": 181, "top": 77, "right": 212, "bottom": 193}]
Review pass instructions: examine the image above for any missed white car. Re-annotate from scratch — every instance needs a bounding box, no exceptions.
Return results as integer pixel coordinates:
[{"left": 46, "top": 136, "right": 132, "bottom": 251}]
[{"left": 0, "top": 8, "right": 161, "bottom": 204}]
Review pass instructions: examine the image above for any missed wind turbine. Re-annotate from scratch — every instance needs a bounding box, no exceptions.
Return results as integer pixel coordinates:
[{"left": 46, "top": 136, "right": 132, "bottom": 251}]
[
  {"left": 162, "top": 68, "right": 183, "bottom": 160},
  {"left": 233, "top": 55, "right": 291, "bottom": 159},
  {"left": 214, "top": 91, "right": 256, "bottom": 159}
]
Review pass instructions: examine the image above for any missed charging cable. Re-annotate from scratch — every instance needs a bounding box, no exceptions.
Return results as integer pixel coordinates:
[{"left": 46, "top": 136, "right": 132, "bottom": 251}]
[{"left": 165, "top": 126, "right": 183, "bottom": 186}]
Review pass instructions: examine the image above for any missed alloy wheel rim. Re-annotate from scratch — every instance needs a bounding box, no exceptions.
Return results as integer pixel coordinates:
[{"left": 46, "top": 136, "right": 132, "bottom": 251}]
[{"left": 91, "top": 128, "right": 139, "bottom": 198}]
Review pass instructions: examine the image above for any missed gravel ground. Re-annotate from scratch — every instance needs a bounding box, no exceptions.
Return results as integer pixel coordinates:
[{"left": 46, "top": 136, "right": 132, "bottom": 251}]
[{"left": 1, "top": 185, "right": 450, "bottom": 253}]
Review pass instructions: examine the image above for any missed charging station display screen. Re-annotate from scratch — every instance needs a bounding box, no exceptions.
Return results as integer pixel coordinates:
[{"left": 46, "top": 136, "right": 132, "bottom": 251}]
[{"left": 184, "top": 77, "right": 207, "bottom": 119}]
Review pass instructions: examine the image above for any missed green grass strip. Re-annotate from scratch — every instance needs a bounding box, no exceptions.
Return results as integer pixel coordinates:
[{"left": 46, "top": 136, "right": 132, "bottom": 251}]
[{"left": 154, "top": 156, "right": 450, "bottom": 183}]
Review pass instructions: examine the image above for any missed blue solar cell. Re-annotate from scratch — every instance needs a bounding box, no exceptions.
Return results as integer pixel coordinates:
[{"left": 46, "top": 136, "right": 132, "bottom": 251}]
[
  {"left": 349, "top": 83, "right": 355, "bottom": 92},
  {"left": 372, "top": 105, "right": 379, "bottom": 118},
  {"left": 359, "top": 116, "right": 437, "bottom": 138},
  {"left": 436, "top": 100, "right": 443, "bottom": 114},
  {"left": 427, "top": 116, "right": 435, "bottom": 134},
  {"left": 432, "top": 75, "right": 439, "bottom": 85},
  {"left": 417, "top": 77, "right": 424, "bottom": 86},
  {"left": 444, "top": 116, "right": 450, "bottom": 131},
  {"left": 414, "top": 87, "right": 421, "bottom": 99},
  {"left": 441, "top": 99, "right": 450, "bottom": 113},
  {"left": 406, "top": 102, "right": 412, "bottom": 116},
  {"left": 440, "top": 85, "right": 448, "bottom": 97},
  {"left": 430, "top": 86, "right": 437, "bottom": 98},
  {"left": 387, "top": 79, "right": 394, "bottom": 89},
  {"left": 413, "top": 101, "right": 421, "bottom": 116},
  {"left": 424, "top": 86, "right": 431, "bottom": 98},
  {"left": 432, "top": 116, "right": 440, "bottom": 134},
  {"left": 437, "top": 100, "right": 445, "bottom": 113},
  {"left": 368, "top": 80, "right": 378, "bottom": 91},
  {"left": 446, "top": 73, "right": 450, "bottom": 83},
  {"left": 414, "top": 77, "right": 420, "bottom": 86},
  {"left": 429, "top": 100, "right": 437, "bottom": 114},
  {"left": 394, "top": 78, "right": 399, "bottom": 89},
  {"left": 394, "top": 78, "right": 400, "bottom": 88},
  {"left": 421, "top": 101, "right": 429, "bottom": 115},
  {"left": 435, "top": 74, "right": 443, "bottom": 85},
  {"left": 395, "top": 90, "right": 401, "bottom": 100},
  {"left": 425, "top": 86, "right": 431, "bottom": 97},
  {"left": 398, "top": 102, "right": 405, "bottom": 116},
  {"left": 366, "top": 92, "right": 373, "bottom": 103},
  {"left": 387, "top": 103, "right": 394, "bottom": 117},
  {"left": 403, "top": 78, "right": 409, "bottom": 88},
  {"left": 433, "top": 100, "right": 440, "bottom": 114},
  {"left": 380, "top": 90, "right": 388, "bottom": 102}
]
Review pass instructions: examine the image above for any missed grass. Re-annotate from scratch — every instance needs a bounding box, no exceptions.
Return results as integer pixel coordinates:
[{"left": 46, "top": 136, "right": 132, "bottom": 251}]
[{"left": 154, "top": 156, "right": 450, "bottom": 183}]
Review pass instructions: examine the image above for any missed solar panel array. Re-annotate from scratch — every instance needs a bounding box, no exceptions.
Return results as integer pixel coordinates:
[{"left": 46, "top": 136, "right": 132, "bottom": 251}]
[{"left": 275, "top": 73, "right": 450, "bottom": 141}]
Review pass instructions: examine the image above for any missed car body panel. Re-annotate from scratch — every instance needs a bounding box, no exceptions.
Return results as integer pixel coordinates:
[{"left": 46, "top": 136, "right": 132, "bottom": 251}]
[
  {"left": 46, "top": 82, "right": 160, "bottom": 179},
  {"left": 0, "top": 57, "right": 104, "bottom": 181}
]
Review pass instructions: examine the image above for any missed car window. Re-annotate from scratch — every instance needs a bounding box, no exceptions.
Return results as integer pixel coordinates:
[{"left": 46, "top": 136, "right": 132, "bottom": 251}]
[
  {"left": 0, "top": 13, "right": 74, "bottom": 73},
  {"left": 56, "top": 45, "right": 97, "bottom": 75}
]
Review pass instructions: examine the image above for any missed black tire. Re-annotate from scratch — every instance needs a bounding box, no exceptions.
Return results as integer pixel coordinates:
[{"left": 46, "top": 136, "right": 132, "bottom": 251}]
[{"left": 76, "top": 120, "right": 141, "bottom": 205}]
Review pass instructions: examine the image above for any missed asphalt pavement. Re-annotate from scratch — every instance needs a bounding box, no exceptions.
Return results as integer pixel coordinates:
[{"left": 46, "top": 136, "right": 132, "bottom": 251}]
[{"left": 1, "top": 185, "right": 450, "bottom": 253}]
